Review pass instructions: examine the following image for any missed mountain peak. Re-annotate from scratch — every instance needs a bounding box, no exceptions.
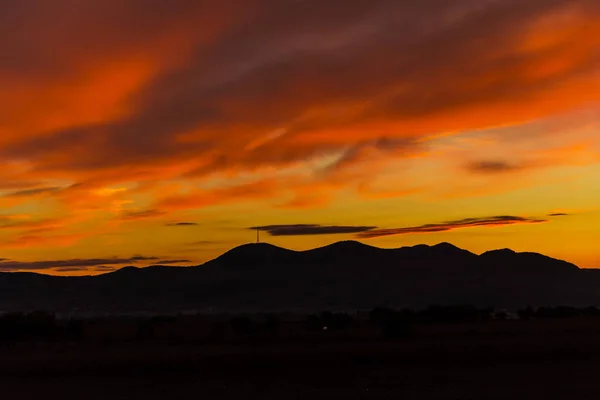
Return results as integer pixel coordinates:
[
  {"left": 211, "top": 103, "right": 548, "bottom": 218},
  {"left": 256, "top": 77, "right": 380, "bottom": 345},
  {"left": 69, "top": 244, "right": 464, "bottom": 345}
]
[
  {"left": 114, "top": 266, "right": 139, "bottom": 273},
  {"left": 211, "top": 242, "right": 297, "bottom": 266},
  {"left": 313, "top": 240, "right": 376, "bottom": 251},
  {"left": 303, "top": 241, "right": 381, "bottom": 259},
  {"left": 481, "top": 248, "right": 517, "bottom": 257},
  {"left": 432, "top": 242, "right": 476, "bottom": 256},
  {"left": 433, "top": 242, "right": 460, "bottom": 250},
  {"left": 479, "top": 248, "right": 579, "bottom": 273}
]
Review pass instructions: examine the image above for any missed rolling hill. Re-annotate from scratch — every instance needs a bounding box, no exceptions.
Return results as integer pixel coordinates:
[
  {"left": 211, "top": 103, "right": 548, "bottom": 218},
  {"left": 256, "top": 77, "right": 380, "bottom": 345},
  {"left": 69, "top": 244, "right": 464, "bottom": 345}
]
[{"left": 0, "top": 241, "right": 596, "bottom": 313}]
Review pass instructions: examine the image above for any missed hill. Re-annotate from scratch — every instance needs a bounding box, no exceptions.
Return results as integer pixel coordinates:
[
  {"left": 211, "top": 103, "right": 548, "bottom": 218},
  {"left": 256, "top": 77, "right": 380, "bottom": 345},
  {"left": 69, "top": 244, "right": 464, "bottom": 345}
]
[{"left": 0, "top": 242, "right": 592, "bottom": 313}]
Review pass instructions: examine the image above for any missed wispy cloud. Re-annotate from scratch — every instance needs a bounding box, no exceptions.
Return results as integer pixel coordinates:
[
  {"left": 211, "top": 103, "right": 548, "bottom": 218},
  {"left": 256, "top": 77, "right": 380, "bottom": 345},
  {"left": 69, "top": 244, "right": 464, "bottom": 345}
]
[
  {"left": 54, "top": 267, "right": 90, "bottom": 273},
  {"left": 465, "top": 161, "right": 521, "bottom": 174},
  {"left": 0, "top": 216, "right": 67, "bottom": 230},
  {"left": 252, "top": 224, "right": 377, "bottom": 236},
  {"left": 118, "top": 209, "right": 167, "bottom": 221},
  {"left": 156, "top": 259, "right": 192, "bottom": 264},
  {"left": 94, "top": 266, "right": 117, "bottom": 272},
  {"left": 130, "top": 255, "right": 160, "bottom": 262},
  {"left": 0, "top": 233, "right": 87, "bottom": 249},
  {"left": 357, "top": 216, "right": 547, "bottom": 238},
  {"left": 0, "top": 255, "right": 160, "bottom": 271},
  {"left": 166, "top": 222, "right": 198, "bottom": 226},
  {"left": 186, "top": 240, "right": 224, "bottom": 246},
  {"left": 2, "top": 186, "right": 61, "bottom": 197}
]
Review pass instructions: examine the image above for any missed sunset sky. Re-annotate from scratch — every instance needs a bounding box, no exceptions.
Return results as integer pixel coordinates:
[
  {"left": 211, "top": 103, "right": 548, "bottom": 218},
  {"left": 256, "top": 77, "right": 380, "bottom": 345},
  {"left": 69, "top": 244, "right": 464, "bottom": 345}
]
[{"left": 1, "top": 0, "right": 599, "bottom": 275}]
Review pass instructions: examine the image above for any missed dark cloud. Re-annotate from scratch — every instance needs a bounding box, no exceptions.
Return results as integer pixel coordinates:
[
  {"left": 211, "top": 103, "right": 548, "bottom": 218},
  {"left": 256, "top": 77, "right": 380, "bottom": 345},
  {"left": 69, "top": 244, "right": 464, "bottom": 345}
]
[
  {"left": 187, "top": 240, "right": 223, "bottom": 246},
  {"left": 156, "top": 259, "right": 192, "bottom": 264},
  {"left": 466, "top": 161, "right": 521, "bottom": 174},
  {"left": 2, "top": 186, "right": 61, "bottom": 197},
  {"left": 0, "top": 180, "right": 45, "bottom": 191},
  {"left": 0, "top": 1, "right": 232, "bottom": 79},
  {"left": 252, "top": 224, "right": 377, "bottom": 236},
  {"left": 119, "top": 209, "right": 167, "bottom": 221},
  {"left": 55, "top": 267, "right": 89, "bottom": 273},
  {"left": 0, "top": 214, "right": 23, "bottom": 227},
  {"left": 357, "top": 215, "right": 546, "bottom": 238},
  {"left": 94, "top": 266, "right": 117, "bottom": 272},
  {"left": 166, "top": 222, "right": 198, "bottom": 226},
  {"left": 0, "top": 215, "right": 63, "bottom": 230},
  {"left": 548, "top": 213, "right": 570, "bottom": 217},
  {"left": 0, "top": 255, "right": 160, "bottom": 271},
  {"left": 130, "top": 255, "right": 160, "bottom": 261}
]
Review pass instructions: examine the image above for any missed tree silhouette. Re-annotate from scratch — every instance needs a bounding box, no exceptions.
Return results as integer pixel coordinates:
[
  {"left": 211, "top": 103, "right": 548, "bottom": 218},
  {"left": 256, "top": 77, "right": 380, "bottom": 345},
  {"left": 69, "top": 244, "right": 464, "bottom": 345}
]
[{"left": 518, "top": 306, "right": 535, "bottom": 320}]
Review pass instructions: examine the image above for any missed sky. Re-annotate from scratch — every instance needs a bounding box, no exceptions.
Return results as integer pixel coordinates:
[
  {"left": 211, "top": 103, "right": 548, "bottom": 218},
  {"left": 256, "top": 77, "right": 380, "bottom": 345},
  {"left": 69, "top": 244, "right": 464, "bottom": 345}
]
[{"left": 0, "top": 0, "right": 599, "bottom": 275}]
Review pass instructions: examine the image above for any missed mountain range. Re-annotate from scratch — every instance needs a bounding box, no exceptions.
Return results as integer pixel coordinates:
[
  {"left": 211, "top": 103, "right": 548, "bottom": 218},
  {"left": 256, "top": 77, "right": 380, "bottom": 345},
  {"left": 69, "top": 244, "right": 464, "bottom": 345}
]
[{"left": 1, "top": 241, "right": 599, "bottom": 313}]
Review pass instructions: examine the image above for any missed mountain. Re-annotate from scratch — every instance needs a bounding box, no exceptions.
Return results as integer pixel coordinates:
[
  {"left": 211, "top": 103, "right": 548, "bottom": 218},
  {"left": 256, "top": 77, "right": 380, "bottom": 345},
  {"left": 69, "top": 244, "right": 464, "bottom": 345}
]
[{"left": 0, "top": 242, "right": 593, "bottom": 313}]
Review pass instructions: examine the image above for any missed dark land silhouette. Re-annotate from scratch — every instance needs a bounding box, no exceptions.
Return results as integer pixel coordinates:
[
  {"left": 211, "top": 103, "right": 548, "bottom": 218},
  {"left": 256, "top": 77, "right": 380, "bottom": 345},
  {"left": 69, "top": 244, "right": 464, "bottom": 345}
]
[
  {"left": 3, "top": 242, "right": 600, "bottom": 398},
  {"left": 0, "top": 241, "right": 595, "bottom": 313}
]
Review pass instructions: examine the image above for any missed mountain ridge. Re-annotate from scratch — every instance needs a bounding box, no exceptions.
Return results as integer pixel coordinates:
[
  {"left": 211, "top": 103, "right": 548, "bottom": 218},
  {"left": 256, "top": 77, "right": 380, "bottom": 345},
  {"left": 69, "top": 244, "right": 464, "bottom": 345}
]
[
  {"left": 0, "top": 241, "right": 590, "bottom": 313},
  {"left": 0, "top": 241, "right": 578, "bottom": 277}
]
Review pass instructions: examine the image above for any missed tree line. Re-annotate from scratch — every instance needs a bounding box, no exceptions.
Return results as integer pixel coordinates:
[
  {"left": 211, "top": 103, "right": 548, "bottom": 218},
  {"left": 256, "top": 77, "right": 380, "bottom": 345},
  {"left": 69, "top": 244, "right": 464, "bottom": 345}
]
[{"left": 3, "top": 305, "right": 600, "bottom": 343}]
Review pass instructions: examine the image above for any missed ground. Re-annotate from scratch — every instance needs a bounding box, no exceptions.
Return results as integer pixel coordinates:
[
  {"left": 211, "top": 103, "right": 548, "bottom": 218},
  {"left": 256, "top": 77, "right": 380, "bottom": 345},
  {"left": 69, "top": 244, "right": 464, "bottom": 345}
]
[{"left": 2, "top": 318, "right": 600, "bottom": 399}]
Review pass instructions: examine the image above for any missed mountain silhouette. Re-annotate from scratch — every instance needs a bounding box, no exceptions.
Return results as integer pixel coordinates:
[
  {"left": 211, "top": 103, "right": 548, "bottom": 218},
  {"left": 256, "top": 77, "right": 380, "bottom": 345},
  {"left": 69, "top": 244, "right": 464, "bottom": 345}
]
[{"left": 0, "top": 242, "right": 593, "bottom": 313}]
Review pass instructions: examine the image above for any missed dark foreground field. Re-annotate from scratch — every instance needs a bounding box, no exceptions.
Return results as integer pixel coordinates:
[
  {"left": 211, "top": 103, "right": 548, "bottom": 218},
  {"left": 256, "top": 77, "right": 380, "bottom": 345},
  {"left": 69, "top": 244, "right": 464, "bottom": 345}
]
[{"left": 4, "top": 318, "right": 600, "bottom": 399}]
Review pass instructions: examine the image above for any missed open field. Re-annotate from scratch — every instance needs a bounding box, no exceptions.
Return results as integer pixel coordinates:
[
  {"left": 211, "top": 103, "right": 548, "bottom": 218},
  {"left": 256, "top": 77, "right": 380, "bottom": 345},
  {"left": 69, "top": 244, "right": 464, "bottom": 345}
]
[{"left": 3, "top": 318, "right": 600, "bottom": 399}]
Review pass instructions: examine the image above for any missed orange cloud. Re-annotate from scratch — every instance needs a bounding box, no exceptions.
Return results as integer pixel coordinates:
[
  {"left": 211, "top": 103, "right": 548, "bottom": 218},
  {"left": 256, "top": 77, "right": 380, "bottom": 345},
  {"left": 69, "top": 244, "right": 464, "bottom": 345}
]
[
  {"left": 3, "top": 0, "right": 599, "bottom": 179},
  {"left": 1, "top": 233, "right": 87, "bottom": 249},
  {"left": 155, "top": 178, "right": 282, "bottom": 212}
]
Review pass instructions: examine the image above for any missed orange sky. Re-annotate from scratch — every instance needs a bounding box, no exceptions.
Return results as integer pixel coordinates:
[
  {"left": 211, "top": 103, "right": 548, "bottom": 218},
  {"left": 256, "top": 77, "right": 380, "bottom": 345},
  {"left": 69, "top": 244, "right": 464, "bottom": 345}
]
[{"left": 1, "top": 0, "right": 599, "bottom": 275}]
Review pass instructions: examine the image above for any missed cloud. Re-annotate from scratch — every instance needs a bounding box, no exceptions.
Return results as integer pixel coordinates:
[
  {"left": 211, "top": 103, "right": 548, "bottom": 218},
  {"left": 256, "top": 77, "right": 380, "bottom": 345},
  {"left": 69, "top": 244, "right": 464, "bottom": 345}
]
[
  {"left": 0, "top": 255, "right": 160, "bottom": 271},
  {"left": 0, "top": 214, "right": 27, "bottom": 227},
  {"left": 0, "top": 215, "right": 68, "bottom": 230},
  {"left": 0, "top": 214, "right": 95, "bottom": 249},
  {"left": 130, "top": 255, "right": 160, "bottom": 261},
  {"left": 3, "top": 0, "right": 600, "bottom": 178},
  {"left": 0, "top": 0, "right": 599, "bottom": 257},
  {"left": 0, "top": 233, "right": 87, "bottom": 249},
  {"left": 54, "top": 265, "right": 119, "bottom": 273},
  {"left": 94, "top": 266, "right": 117, "bottom": 272},
  {"left": 0, "top": 179, "right": 45, "bottom": 191},
  {"left": 54, "top": 267, "right": 90, "bottom": 273},
  {"left": 166, "top": 222, "right": 198, "bottom": 226},
  {"left": 548, "top": 212, "right": 570, "bottom": 217},
  {"left": 2, "top": 186, "right": 61, "bottom": 197},
  {"left": 322, "top": 137, "right": 422, "bottom": 174},
  {"left": 187, "top": 240, "right": 223, "bottom": 246},
  {"left": 156, "top": 259, "right": 192, "bottom": 264},
  {"left": 155, "top": 178, "right": 282, "bottom": 212},
  {"left": 466, "top": 161, "right": 521, "bottom": 174},
  {"left": 252, "top": 224, "right": 377, "bottom": 236},
  {"left": 118, "top": 209, "right": 167, "bottom": 221},
  {"left": 357, "top": 216, "right": 547, "bottom": 238}
]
